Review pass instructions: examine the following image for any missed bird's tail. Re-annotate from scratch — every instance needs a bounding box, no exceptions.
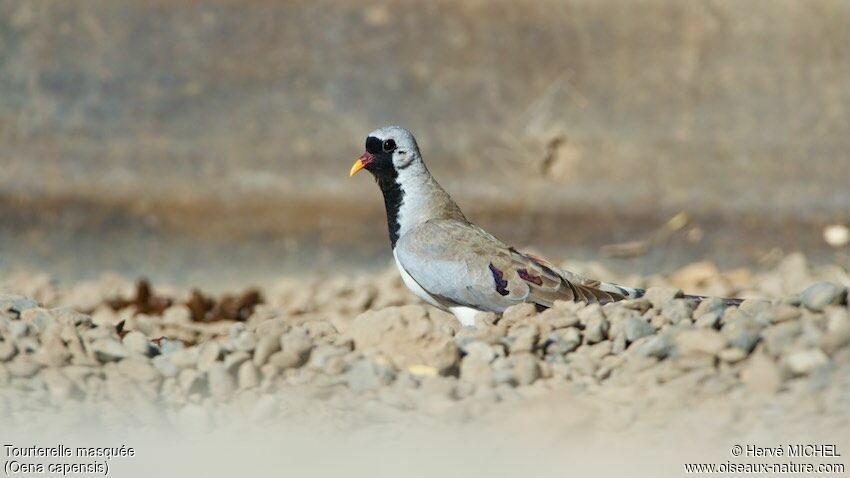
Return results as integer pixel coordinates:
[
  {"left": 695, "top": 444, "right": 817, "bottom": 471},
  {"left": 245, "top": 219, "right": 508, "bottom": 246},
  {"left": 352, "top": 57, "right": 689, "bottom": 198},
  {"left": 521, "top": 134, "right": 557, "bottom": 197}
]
[{"left": 599, "top": 281, "right": 743, "bottom": 307}]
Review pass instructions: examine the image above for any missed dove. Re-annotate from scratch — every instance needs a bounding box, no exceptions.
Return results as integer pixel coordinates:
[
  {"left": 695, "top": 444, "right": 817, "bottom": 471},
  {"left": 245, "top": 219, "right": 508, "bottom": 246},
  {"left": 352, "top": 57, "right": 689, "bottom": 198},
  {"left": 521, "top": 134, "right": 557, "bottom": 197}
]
[{"left": 350, "top": 125, "right": 740, "bottom": 326}]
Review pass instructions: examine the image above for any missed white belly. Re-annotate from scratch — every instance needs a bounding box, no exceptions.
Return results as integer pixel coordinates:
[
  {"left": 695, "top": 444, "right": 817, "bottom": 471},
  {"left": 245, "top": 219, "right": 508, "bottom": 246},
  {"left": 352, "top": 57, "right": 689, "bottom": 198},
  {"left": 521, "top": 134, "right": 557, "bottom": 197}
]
[{"left": 393, "top": 249, "right": 443, "bottom": 308}]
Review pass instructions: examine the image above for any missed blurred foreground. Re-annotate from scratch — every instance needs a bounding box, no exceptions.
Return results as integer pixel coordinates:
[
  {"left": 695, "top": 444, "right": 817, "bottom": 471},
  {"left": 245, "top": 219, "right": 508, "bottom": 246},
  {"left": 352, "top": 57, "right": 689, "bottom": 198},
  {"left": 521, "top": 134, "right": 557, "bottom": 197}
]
[{"left": 1, "top": 254, "right": 849, "bottom": 477}]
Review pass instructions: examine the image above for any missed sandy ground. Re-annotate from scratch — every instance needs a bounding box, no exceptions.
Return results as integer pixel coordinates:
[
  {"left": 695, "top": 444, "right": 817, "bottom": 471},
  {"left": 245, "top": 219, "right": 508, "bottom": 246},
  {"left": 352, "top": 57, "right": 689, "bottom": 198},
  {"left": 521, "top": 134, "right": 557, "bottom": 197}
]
[{"left": 1, "top": 253, "right": 849, "bottom": 476}]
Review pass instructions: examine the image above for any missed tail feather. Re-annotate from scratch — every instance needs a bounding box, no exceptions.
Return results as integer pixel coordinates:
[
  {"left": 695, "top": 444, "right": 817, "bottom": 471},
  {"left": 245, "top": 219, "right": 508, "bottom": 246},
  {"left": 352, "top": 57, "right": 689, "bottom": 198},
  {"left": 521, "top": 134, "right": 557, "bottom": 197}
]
[{"left": 601, "top": 283, "right": 743, "bottom": 307}]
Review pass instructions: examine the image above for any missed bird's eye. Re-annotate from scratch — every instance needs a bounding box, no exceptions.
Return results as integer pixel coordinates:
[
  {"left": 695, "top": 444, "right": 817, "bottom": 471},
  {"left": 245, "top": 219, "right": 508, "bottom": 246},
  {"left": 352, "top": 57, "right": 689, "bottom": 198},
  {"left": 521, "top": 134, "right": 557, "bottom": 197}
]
[{"left": 382, "top": 139, "right": 396, "bottom": 153}]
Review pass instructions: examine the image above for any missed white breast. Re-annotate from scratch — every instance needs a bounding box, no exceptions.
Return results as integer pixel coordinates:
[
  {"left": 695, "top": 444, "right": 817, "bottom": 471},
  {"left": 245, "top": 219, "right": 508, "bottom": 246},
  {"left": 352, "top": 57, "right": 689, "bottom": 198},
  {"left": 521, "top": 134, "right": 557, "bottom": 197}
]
[{"left": 393, "top": 249, "right": 444, "bottom": 308}]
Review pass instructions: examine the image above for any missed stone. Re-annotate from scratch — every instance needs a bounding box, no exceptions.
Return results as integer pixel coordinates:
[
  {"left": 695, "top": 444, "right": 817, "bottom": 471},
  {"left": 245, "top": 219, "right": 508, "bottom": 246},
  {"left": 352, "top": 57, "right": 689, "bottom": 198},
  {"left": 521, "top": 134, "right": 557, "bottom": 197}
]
[
  {"left": 740, "top": 352, "right": 782, "bottom": 394},
  {"left": 662, "top": 299, "right": 697, "bottom": 325},
  {"left": 253, "top": 335, "right": 281, "bottom": 366},
  {"left": 510, "top": 353, "right": 541, "bottom": 386},
  {"left": 0, "top": 294, "right": 39, "bottom": 317},
  {"left": 117, "top": 358, "right": 160, "bottom": 382},
  {"left": 344, "top": 359, "right": 395, "bottom": 392},
  {"left": 223, "top": 351, "right": 251, "bottom": 373},
  {"left": 348, "top": 306, "right": 459, "bottom": 373},
  {"left": 676, "top": 329, "right": 726, "bottom": 357},
  {"left": 718, "top": 347, "right": 748, "bottom": 363},
  {"left": 501, "top": 303, "right": 538, "bottom": 324},
  {"left": 583, "top": 315, "right": 609, "bottom": 344},
  {"left": 151, "top": 355, "right": 179, "bottom": 378},
  {"left": 90, "top": 338, "right": 129, "bottom": 363},
  {"left": 0, "top": 340, "right": 17, "bottom": 362},
  {"left": 506, "top": 324, "right": 539, "bottom": 354},
  {"left": 197, "top": 342, "right": 223, "bottom": 372},
  {"left": 801, "top": 282, "right": 847, "bottom": 311},
  {"left": 695, "top": 312, "right": 721, "bottom": 329},
  {"left": 623, "top": 317, "right": 655, "bottom": 343},
  {"left": 643, "top": 287, "right": 684, "bottom": 309},
  {"left": 178, "top": 369, "right": 207, "bottom": 395},
  {"left": 158, "top": 339, "right": 185, "bottom": 356},
  {"left": 462, "top": 340, "right": 497, "bottom": 363},
  {"left": 784, "top": 349, "right": 829, "bottom": 375},
  {"left": 632, "top": 332, "right": 674, "bottom": 359},
  {"left": 207, "top": 363, "right": 236, "bottom": 397},
  {"left": 237, "top": 361, "right": 260, "bottom": 389},
  {"left": 308, "top": 344, "right": 350, "bottom": 375},
  {"left": 6, "top": 358, "right": 42, "bottom": 378},
  {"left": 721, "top": 315, "right": 762, "bottom": 352},
  {"left": 20, "top": 308, "right": 56, "bottom": 332},
  {"left": 460, "top": 358, "right": 494, "bottom": 386},
  {"left": 122, "top": 331, "right": 156, "bottom": 357},
  {"left": 543, "top": 328, "right": 581, "bottom": 357}
]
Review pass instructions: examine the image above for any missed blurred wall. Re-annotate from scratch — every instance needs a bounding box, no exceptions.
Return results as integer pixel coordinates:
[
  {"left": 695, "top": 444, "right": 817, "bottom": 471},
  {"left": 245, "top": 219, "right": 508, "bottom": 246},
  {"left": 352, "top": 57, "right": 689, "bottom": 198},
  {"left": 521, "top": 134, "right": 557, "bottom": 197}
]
[{"left": 0, "top": 0, "right": 848, "bottom": 280}]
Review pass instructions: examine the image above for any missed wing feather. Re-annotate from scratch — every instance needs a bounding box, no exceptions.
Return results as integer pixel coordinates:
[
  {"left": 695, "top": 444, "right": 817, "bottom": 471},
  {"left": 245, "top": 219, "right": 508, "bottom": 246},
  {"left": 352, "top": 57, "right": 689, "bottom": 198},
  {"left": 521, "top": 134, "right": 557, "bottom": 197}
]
[{"left": 395, "top": 219, "right": 626, "bottom": 313}]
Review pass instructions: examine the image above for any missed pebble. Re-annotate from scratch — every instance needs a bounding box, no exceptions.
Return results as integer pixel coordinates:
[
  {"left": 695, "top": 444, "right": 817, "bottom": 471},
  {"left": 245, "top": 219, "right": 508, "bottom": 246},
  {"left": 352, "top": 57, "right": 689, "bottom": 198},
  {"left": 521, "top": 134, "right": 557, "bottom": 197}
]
[
  {"left": 152, "top": 355, "right": 180, "bottom": 378},
  {"left": 197, "top": 342, "right": 223, "bottom": 372},
  {"left": 253, "top": 335, "right": 281, "bottom": 366},
  {"left": 237, "top": 361, "right": 260, "bottom": 389},
  {"left": 784, "top": 349, "right": 829, "bottom": 375},
  {"left": 6, "top": 358, "right": 42, "bottom": 378},
  {"left": 676, "top": 329, "right": 726, "bottom": 357},
  {"left": 344, "top": 359, "right": 395, "bottom": 392},
  {"left": 583, "top": 315, "right": 609, "bottom": 344},
  {"left": 90, "top": 338, "right": 129, "bottom": 363},
  {"left": 207, "top": 363, "right": 236, "bottom": 397},
  {"left": 0, "top": 340, "right": 17, "bottom": 362},
  {"left": 643, "top": 287, "right": 684, "bottom": 309},
  {"left": 460, "top": 358, "right": 494, "bottom": 386},
  {"left": 178, "top": 369, "right": 206, "bottom": 395},
  {"left": 462, "top": 340, "right": 497, "bottom": 363},
  {"left": 622, "top": 317, "right": 655, "bottom": 343},
  {"left": 801, "top": 282, "right": 847, "bottom": 311},
  {"left": 740, "top": 352, "right": 782, "bottom": 394},
  {"left": 0, "top": 294, "right": 39, "bottom": 317},
  {"left": 543, "top": 328, "right": 581, "bottom": 357},
  {"left": 117, "top": 358, "right": 160, "bottom": 382},
  {"left": 632, "top": 332, "right": 674, "bottom": 359},
  {"left": 509, "top": 353, "right": 541, "bottom": 386},
  {"left": 122, "top": 331, "right": 157, "bottom": 357}
]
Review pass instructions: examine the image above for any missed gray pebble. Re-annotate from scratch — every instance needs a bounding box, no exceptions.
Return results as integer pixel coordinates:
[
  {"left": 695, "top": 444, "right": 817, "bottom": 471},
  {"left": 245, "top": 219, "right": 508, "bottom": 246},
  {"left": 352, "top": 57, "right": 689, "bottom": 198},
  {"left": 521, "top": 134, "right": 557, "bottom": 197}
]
[
  {"left": 543, "top": 328, "right": 581, "bottom": 356},
  {"left": 344, "top": 359, "right": 395, "bottom": 392},
  {"left": 158, "top": 339, "right": 186, "bottom": 356},
  {"left": 0, "top": 294, "right": 39, "bottom": 317},
  {"left": 801, "top": 282, "right": 847, "bottom": 311},
  {"left": 623, "top": 317, "right": 656, "bottom": 343},
  {"left": 583, "top": 316, "right": 609, "bottom": 344},
  {"left": 152, "top": 355, "right": 179, "bottom": 378},
  {"left": 178, "top": 368, "right": 206, "bottom": 395},
  {"left": 90, "top": 338, "right": 129, "bottom": 363},
  {"left": 207, "top": 363, "right": 236, "bottom": 397},
  {"left": 633, "top": 332, "right": 674, "bottom": 359}
]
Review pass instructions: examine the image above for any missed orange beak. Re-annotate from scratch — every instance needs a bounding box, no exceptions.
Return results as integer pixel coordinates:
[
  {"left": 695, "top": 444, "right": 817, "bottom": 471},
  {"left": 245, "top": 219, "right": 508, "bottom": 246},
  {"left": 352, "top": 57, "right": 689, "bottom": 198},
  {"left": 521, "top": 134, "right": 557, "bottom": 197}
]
[{"left": 349, "top": 152, "right": 374, "bottom": 177}]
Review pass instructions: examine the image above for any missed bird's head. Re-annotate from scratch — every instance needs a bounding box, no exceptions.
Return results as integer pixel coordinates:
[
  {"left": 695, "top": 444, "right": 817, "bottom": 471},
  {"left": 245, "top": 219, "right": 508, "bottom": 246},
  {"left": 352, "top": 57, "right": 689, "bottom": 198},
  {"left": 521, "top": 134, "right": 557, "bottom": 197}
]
[{"left": 349, "top": 126, "right": 422, "bottom": 178}]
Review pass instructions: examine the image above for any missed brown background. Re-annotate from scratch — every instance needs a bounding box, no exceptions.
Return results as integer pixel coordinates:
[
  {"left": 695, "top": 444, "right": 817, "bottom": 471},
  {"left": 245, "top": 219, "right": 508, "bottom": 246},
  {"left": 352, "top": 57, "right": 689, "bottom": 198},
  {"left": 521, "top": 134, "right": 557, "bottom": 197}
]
[{"left": 1, "top": 0, "right": 848, "bottom": 286}]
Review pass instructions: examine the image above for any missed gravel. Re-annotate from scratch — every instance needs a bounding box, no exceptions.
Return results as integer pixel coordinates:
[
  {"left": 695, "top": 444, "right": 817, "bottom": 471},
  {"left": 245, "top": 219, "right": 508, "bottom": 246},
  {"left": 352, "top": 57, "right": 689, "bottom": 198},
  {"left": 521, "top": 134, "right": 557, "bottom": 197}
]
[{"left": 0, "top": 253, "right": 848, "bottom": 433}]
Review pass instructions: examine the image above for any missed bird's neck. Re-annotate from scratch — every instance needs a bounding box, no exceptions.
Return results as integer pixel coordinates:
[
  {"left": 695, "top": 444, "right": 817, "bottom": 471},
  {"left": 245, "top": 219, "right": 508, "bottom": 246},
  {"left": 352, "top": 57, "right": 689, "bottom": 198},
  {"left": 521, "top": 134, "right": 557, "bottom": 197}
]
[{"left": 375, "top": 160, "right": 465, "bottom": 248}]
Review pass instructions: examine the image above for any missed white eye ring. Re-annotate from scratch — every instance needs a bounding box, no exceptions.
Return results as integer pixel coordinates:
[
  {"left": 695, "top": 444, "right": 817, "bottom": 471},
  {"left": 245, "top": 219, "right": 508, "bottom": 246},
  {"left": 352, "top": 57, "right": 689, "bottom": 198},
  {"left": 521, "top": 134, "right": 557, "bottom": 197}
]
[{"left": 382, "top": 139, "right": 397, "bottom": 153}]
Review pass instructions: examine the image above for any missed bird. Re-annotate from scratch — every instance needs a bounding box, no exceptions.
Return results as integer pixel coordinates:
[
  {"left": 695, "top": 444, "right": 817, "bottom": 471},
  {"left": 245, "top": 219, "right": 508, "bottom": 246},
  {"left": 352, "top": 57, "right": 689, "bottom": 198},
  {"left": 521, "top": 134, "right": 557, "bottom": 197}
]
[{"left": 350, "top": 125, "right": 740, "bottom": 326}]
